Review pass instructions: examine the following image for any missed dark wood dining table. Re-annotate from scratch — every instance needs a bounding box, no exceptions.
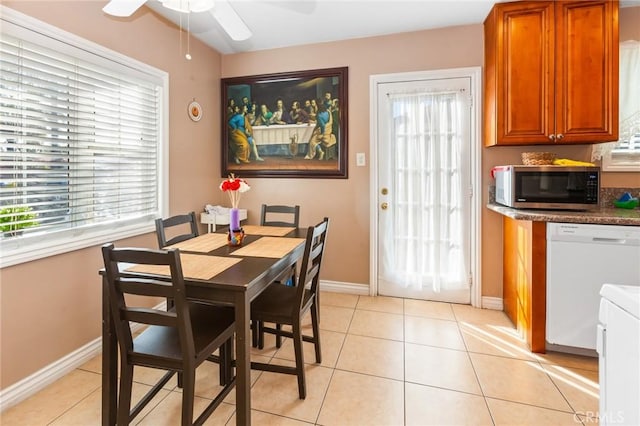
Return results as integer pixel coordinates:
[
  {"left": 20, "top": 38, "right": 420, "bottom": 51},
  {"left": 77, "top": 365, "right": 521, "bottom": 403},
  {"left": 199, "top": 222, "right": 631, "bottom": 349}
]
[{"left": 100, "top": 226, "right": 306, "bottom": 425}]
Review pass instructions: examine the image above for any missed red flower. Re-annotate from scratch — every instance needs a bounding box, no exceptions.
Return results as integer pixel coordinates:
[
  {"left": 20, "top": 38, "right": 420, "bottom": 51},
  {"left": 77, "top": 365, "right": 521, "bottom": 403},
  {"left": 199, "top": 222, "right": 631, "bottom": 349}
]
[{"left": 219, "top": 174, "right": 250, "bottom": 208}]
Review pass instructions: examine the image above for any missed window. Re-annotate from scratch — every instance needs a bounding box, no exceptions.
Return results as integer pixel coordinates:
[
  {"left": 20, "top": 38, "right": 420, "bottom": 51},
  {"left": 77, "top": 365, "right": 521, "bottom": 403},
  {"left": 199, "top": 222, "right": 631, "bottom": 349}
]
[
  {"left": 0, "top": 7, "right": 168, "bottom": 267},
  {"left": 594, "top": 40, "right": 640, "bottom": 171}
]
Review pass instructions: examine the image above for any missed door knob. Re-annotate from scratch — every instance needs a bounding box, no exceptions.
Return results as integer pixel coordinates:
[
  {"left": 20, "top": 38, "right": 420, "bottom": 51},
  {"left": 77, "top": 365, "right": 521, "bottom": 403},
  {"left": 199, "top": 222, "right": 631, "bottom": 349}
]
[
  {"left": 381, "top": 202, "right": 388, "bottom": 210},
  {"left": 556, "top": 134, "right": 564, "bottom": 140},
  {"left": 549, "top": 134, "right": 556, "bottom": 141}
]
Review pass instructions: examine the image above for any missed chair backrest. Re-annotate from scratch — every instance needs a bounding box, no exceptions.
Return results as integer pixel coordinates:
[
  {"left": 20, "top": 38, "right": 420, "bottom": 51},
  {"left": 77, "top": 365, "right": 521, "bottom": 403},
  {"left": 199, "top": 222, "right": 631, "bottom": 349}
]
[
  {"left": 101, "top": 243, "right": 196, "bottom": 361},
  {"left": 294, "top": 217, "right": 329, "bottom": 312},
  {"left": 260, "top": 204, "right": 300, "bottom": 228},
  {"left": 155, "top": 211, "right": 199, "bottom": 248}
]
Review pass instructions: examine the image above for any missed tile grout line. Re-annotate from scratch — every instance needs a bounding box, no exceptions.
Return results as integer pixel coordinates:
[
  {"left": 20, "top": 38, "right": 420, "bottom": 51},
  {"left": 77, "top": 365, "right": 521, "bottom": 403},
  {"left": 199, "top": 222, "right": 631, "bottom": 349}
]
[
  {"left": 45, "top": 372, "right": 102, "bottom": 426},
  {"left": 535, "top": 357, "right": 583, "bottom": 417},
  {"left": 403, "top": 299, "right": 407, "bottom": 426},
  {"left": 312, "top": 296, "right": 358, "bottom": 425},
  {"left": 455, "top": 314, "right": 497, "bottom": 426}
]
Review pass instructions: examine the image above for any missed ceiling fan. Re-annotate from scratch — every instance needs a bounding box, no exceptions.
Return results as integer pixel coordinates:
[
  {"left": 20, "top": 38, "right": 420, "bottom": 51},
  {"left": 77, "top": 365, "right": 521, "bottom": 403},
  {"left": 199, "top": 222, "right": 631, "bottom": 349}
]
[{"left": 102, "top": 0, "right": 252, "bottom": 41}]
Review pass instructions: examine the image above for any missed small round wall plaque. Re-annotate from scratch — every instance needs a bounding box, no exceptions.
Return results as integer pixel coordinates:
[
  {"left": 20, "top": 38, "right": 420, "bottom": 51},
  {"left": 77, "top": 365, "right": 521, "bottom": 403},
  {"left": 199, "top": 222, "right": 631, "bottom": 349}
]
[{"left": 188, "top": 100, "right": 202, "bottom": 122}]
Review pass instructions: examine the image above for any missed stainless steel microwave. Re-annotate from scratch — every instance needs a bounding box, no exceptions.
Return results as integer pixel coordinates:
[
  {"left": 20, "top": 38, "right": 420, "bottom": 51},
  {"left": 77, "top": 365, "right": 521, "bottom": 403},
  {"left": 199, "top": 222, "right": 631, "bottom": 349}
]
[{"left": 493, "top": 165, "right": 600, "bottom": 210}]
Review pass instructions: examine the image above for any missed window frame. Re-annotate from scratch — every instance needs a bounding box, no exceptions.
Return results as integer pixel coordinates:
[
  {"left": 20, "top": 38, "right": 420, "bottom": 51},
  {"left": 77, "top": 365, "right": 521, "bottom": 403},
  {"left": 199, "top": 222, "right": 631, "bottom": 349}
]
[
  {"left": 0, "top": 6, "right": 169, "bottom": 268},
  {"left": 601, "top": 142, "right": 640, "bottom": 172},
  {"left": 601, "top": 40, "right": 640, "bottom": 172}
]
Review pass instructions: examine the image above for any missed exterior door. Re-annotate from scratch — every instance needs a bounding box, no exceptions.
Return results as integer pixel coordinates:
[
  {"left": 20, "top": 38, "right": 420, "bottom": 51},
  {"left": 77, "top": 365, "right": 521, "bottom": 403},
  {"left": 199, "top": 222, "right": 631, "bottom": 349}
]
[{"left": 374, "top": 72, "right": 474, "bottom": 303}]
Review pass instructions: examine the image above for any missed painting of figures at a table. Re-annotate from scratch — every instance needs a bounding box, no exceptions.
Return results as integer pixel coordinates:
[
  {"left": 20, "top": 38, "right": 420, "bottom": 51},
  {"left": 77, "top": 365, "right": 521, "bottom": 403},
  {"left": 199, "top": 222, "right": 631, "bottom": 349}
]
[{"left": 221, "top": 67, "right": 348, "bottom": 178}]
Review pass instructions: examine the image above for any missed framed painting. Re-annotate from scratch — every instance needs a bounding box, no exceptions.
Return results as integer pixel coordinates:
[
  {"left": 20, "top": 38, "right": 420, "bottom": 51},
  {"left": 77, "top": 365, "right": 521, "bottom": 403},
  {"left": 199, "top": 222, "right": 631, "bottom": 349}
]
[{"left": 221, "top": 67, "right": 348, "bottom": 178}]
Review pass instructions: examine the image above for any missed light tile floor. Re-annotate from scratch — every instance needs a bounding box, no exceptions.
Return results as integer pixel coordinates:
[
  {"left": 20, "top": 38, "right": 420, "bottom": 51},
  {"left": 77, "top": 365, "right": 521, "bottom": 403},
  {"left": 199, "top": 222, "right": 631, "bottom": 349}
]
[{"left": 1, "top": 292, "right": 599, "bottom": 425}]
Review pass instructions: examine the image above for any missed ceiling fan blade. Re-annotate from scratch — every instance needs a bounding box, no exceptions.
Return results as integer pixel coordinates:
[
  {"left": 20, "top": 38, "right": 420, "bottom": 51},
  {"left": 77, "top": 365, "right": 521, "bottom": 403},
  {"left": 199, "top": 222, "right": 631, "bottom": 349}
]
[
  {"left": 102, "top": 0, "right": 148, "bottom": 17},
  {"left": 211, "top": 1, "right": 252, "bottom": 41}
]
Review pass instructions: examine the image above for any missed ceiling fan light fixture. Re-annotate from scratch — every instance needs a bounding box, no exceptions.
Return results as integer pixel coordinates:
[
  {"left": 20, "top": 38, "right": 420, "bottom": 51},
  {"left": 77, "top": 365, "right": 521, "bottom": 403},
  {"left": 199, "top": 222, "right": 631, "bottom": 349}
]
[
  {"left": 102, "top": 0, "right": 148, "bottom": 17},
  {"left": 160, "top": 0, "right": 214, "bottom": 14}
]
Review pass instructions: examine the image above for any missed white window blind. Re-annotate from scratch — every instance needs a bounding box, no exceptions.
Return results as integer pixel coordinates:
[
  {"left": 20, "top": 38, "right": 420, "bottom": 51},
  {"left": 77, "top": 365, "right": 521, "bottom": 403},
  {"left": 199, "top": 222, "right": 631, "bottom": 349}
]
[
  {"left": 594, "top": 40, "right": 640, "bottom": 171},
  {"left": 0, "top": 8, "right": 168, "bottom": 267}
]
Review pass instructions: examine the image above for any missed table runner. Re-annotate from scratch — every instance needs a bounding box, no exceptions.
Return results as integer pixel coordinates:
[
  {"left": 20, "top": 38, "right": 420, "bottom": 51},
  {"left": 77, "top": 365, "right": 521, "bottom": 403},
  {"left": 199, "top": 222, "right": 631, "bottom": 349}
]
[
  {"left": 231, "top": 237, "right": 305, "bottom": 258},
  {"left": 126, "top": 254, "right": 242, "bottom": 280},
  {"left": 241, "top": 225, "right": 295, "bottom": 237},
  {"left": 164, "top": 233, "right": 229, "bottom": 252}
]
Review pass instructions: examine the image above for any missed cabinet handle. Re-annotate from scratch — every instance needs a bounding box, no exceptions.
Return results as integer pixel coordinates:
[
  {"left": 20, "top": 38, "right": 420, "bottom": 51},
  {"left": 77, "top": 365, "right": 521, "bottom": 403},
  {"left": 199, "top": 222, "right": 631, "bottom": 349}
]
[
  {"left": 556, "top": 134, "right": 564, "bottom": 140},
  {"left": 549, "top": 134, "right": 556, "bottom": 141}
]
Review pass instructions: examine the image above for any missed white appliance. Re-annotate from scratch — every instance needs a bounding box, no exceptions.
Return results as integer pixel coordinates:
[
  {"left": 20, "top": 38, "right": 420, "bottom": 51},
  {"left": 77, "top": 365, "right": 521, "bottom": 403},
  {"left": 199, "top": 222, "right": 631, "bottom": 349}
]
[
  {"left": 546, "top": 223, "right": 640, "bottom": 353},
  {"left": 597, "top": 284, "right": 640, "bottom": 425}
]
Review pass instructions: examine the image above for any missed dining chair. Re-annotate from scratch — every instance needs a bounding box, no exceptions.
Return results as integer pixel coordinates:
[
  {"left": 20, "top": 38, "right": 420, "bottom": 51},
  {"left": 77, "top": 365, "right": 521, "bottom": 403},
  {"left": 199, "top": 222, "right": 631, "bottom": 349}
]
[
  {"left": 251, "top": 204, "right": 301, "bottom": 347},
  {"left": 260, "top": 204, "right": 300, "bottom": 285},
  {"left": 260, "top": 204, "right": 300, "bottom": 228},
  {"left": 155, "top": 211, "right": 199, "bottom": 248},
  {"left": 101, "top": 243, "right": 236, "bottom": 425},
  {"left": 250, "top": 217, "right": 329, "bottom": 399},
  {"left": 260, "top": 204, "right": 300, "bottom": 278}
]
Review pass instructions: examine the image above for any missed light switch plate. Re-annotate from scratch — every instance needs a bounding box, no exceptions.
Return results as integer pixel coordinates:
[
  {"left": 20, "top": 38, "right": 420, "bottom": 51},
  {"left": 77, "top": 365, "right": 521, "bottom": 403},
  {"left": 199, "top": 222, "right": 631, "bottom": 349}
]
[{"left": 356, "top": 152, "right": 366, "bottom": 166}]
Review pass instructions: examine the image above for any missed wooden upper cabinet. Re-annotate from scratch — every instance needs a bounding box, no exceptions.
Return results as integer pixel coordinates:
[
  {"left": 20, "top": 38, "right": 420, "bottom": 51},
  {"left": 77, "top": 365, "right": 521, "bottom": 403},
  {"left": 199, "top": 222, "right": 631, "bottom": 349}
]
[{"left": 484, "top": 0, "right": 619, "bottom": 146}]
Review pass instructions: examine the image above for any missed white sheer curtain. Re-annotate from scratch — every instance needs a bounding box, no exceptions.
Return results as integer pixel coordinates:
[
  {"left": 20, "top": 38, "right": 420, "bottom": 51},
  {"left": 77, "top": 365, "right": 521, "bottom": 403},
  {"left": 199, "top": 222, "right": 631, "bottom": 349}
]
[
  {"left": 592, "top": 40, "right": 640, "bottom": 162},
  {"left": 383, "top": 90, "right": 469, "bottom": 292}
]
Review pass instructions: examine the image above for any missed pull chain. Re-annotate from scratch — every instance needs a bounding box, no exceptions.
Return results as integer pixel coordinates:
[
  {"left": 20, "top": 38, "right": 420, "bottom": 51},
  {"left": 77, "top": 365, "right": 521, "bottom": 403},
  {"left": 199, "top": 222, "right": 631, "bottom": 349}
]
[
  {"left": 179, "top": 12, "right": 182, "bottom": 58},
  {"left": 185, "top": 11, "right": 192, "bottom": 60}
]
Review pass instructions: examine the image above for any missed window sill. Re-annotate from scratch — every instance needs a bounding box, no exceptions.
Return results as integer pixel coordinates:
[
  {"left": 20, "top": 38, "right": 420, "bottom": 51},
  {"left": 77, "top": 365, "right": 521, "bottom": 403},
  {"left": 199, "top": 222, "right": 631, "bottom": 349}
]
[{"left": 0, "top": 221, "right": 155, "bottom": 268}]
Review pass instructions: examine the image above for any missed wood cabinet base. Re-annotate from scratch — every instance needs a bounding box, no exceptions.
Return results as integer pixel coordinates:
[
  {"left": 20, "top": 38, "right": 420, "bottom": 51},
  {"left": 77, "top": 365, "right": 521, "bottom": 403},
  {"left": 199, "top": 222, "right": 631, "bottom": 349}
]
[{"left": 503, "top": 217, "right": 547, "bottom": 353}]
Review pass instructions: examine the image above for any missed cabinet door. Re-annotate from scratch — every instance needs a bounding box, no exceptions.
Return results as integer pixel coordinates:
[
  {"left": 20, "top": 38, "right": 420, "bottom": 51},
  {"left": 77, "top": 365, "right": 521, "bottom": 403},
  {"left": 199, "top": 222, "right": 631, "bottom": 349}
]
[
  {"left": 485, "top": 1, "right": 555, "bottom": 146},
  {"left": 555, "top": 0, "right": 619, "bottom": 143}
]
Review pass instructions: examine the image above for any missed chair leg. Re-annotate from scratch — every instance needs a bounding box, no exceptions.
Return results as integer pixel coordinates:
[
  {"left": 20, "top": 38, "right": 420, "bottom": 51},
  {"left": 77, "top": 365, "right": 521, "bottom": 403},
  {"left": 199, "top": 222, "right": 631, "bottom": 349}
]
[
  {"left": 181, "top": 369, "right": 196, "bottom": 426},
  {"left": 258, "top": 321, "right": 265, "bottom": 350},
  {"left": 292, "top": 322, "right": 306, "bottom": 399},
  {"left": 219, "top": 338, "right": 233, "bottom": 386},
  {"left": 251, "top": 320, "right": 259, "bottom": 348},
  {"left": 225, "top": 338, "right": 234, "bottom": 384},
  {"left": 218, "top": 344, "right": 226, "bottom": 386},
  {"left": 275, "top": 323, "right": 283, "bottom": 348},
  {"left": 311, "top": 301, "right": 322, "bottom": 363},
  {"left": 118, "top": 363, "right": 134, "bottom": 426}
]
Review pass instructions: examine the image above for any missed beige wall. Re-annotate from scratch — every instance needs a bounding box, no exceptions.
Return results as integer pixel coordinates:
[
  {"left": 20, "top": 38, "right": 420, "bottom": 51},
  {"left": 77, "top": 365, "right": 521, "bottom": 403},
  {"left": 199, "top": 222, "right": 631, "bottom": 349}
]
[
  {"left": 620, "top": 5, "right": 640, "bottom": 41},
  {"left": 0, "top": 1, "right": 223, "bottom": 389},
  {"left": 220, "top": 24, "right": 485, "bottom": 288},
  {"left": 1, "top": 2, "right": 638, "bottom": 392}
]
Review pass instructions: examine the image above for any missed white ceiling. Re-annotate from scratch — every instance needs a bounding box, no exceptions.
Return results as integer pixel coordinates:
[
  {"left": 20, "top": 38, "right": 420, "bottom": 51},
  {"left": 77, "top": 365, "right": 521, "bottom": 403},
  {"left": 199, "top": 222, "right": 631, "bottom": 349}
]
[
  {"left": 143, "top": 0, "right": 503, "bottom": 55},
  {"left": 142, "top": 0, "right": 640, "bottom": 55}
]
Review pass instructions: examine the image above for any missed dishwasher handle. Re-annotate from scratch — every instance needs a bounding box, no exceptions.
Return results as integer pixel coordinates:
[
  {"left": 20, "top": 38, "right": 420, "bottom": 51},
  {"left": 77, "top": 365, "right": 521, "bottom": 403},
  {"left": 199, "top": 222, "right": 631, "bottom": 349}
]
[{"left": 592, "top": 237, "right": 633, "bottom": 245}]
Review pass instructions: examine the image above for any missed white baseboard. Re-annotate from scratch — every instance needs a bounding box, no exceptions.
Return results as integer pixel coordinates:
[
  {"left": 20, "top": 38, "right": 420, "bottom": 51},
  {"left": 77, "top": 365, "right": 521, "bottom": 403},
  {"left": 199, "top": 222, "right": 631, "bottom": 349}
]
[
  {"left": 0, "top": 336, "right": 102, "bottom": 412},
  {"left": 319, "top": 280, "right": 369, "bottom": 295},
  {"left": 482, "top": 296, "right": 504, "bottom": 310},
  {"left": 0, "top": 303, "right": 164, "bottom": 413},
  {"left": 321, "top": 281, "right": 503, "bottom": 309}
]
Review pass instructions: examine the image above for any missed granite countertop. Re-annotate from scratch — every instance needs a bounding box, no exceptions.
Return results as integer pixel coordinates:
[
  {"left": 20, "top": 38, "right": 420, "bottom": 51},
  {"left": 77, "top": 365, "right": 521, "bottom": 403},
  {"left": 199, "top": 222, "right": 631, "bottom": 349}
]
[{"left": 487, "top": 203, "right": 640, "bottom": 226}]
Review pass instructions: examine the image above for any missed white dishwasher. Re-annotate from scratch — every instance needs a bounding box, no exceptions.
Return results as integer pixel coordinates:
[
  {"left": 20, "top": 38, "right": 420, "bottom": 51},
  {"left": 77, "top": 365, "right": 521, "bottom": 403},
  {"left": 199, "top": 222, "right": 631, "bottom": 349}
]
[{"left": 546, "top": 223, "right": 640, "bottom": 353}]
